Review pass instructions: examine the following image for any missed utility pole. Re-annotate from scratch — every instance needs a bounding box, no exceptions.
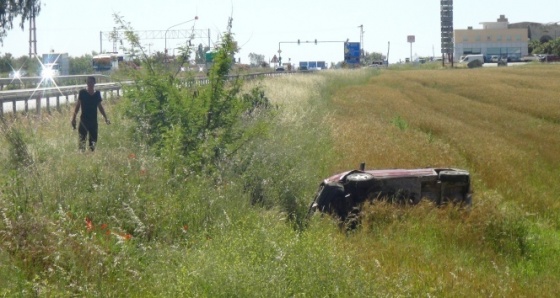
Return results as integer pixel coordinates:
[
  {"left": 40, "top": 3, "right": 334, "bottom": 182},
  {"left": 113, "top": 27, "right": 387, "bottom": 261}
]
[
  {"left": 387, "top": 41, "right": 390, "bottom": 66},
  {"left": 358, "top": 24, "right": 364, "bottom": 58}
]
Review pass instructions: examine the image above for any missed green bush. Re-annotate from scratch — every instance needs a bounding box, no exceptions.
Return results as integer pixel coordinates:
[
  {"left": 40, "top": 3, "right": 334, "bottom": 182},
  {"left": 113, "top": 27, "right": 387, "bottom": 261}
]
[{"left": 115, "top": 15, "right": 273, "bottom": 175}]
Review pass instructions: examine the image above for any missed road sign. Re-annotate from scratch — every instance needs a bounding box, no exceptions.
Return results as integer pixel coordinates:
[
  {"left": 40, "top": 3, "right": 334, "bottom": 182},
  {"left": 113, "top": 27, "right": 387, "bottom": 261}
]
[
  {"left": 205, "top": 52, "right": 216, "bottom": 63},
  {"left": 344, "top": 42, "right": 361, "bottom": 64},
  {"left": 407, "top": 35, "right": 416, "bottom": 43}
]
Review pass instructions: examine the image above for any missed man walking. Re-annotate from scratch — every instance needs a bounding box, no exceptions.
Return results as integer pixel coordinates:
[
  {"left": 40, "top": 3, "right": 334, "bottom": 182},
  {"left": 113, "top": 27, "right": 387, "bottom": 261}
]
[{"left": 71, "top": 76, "right": 110, "bottom": 151}]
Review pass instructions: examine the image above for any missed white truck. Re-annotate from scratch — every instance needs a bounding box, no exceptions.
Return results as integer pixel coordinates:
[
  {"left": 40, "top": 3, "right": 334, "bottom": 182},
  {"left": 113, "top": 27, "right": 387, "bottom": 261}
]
[{"left": 460, "top": 54, "right": 484, "bottom": 64}]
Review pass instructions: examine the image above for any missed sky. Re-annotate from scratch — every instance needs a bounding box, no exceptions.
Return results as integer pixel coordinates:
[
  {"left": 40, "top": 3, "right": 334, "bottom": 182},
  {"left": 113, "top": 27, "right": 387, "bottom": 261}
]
[{"left": 1, "top": 0, "right": 559, "bottom": 65}]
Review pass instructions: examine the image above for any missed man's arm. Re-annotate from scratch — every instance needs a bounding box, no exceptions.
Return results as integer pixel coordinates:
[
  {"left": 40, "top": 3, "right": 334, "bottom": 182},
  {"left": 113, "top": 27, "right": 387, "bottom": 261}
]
[
  {"left": 71, "top": 99, "right": 81, "bottom": 129},
  {"left": 98, "top": 103, "right": 110, "bottom": 124}
]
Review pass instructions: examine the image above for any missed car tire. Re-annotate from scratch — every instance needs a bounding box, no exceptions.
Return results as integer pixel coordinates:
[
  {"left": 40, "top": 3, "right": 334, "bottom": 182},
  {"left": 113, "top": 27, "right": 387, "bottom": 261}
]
[
  {"left": 344, "top": 207, "right": 361, "bottom": 230},
  {"left": 346, "top": 172, "right": 374, "bottom": 185},
  {"left": 462, "top": 193, "right": 473, "bottom": 208}
]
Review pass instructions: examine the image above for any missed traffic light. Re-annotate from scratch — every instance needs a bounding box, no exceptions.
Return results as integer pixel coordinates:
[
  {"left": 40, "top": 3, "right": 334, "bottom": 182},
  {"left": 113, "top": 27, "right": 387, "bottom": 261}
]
[
  {"left": 279, "top": 57, "right": 282, "bottom": 64},
  {"left": 314, "top": 39, "right": 317, "bottom": 45}
]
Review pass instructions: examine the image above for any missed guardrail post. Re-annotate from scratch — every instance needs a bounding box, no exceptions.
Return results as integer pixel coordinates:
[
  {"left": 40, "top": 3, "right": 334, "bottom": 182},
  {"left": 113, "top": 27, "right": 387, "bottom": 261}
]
[{"left": 36, "top": 95, "right": 41, "bottom": 115}]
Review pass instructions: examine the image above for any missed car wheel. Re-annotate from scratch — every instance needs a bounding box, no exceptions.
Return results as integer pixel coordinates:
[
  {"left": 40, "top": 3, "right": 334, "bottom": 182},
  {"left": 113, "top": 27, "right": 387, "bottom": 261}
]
[
  {"left": 462, "top": 193, "right": 473, "bottom": 208},
  {"left": 346, "top": 172, "right": 374, "bottom": 183},
  {"left": 343, "top": 207, "right": 361, "bottom": 230}
]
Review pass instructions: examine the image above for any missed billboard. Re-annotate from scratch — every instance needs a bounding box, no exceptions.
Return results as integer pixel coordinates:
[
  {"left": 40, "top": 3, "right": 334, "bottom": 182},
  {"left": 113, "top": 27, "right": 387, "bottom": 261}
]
[
  {"left": 344, "top": 42, "right": 361, "bottom": 64},
  {"left": 299, "top": 61, "right": 327, "bottom": 70}
]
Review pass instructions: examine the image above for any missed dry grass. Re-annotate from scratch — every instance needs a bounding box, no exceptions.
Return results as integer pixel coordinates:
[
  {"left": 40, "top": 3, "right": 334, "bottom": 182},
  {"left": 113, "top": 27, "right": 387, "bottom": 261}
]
[
  {"left": 1, "top": 66, "right": 559, "bottom": 296},
  {"left": 327, "top": 64, "right": 560, "bottom": 214},
  {"left": 310, "top": 64, "right": 560, "bottom": 296}
]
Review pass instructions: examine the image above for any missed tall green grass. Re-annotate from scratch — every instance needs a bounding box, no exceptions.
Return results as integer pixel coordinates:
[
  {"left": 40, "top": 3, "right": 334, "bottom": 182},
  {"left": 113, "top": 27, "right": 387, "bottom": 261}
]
[{"left": 1, "top": 65, "right": 559, "bottom": 296}]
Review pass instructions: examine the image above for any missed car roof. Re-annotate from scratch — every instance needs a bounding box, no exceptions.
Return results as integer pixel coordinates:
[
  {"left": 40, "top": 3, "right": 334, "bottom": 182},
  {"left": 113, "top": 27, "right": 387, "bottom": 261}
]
[{"left": 324, "top": 168, "right": 453, "bottom": 183}]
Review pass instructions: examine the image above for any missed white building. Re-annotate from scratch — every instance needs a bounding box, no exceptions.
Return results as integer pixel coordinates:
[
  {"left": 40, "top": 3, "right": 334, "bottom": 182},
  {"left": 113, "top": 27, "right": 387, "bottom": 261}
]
[{"left": 454, "top": 15, "right": 529, "bottom": 62}]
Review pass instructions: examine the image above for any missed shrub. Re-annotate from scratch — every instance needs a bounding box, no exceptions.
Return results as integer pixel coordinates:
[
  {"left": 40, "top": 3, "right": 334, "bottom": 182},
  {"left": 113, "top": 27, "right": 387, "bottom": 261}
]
[{"left": 114, "top": 15, "right": 273, "bottom": 175}]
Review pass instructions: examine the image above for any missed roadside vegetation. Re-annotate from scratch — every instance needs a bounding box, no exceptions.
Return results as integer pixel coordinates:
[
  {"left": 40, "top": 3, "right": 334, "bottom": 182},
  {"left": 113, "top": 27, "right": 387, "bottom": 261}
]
[{"left": 1, "top": 29, "right": 560, "bottom": 296}]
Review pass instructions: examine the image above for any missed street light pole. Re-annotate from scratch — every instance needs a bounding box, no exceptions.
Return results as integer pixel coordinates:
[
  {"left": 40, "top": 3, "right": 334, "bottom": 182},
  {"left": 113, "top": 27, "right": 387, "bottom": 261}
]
[{"left": 165, "top": 16, "right": 198, "bottom": 58}]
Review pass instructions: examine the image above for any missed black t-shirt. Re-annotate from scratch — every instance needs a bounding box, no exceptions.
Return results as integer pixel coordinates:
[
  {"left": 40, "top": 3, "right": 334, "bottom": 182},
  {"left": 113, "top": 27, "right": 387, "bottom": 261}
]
[{"left": 78, "top": 89, "right": 102, "bottom": 124}]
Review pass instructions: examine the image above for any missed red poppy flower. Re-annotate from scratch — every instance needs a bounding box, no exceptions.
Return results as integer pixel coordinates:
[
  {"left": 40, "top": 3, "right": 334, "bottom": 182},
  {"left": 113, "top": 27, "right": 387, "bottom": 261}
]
[{"left": 85, "top": 217, "right": 93, "bottom": 232}]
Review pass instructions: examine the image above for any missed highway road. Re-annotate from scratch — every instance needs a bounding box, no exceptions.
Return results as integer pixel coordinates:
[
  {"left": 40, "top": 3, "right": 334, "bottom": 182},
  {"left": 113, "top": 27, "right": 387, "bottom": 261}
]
[{"left": 0, "top": 71, "right": 302, "bottom": 115}]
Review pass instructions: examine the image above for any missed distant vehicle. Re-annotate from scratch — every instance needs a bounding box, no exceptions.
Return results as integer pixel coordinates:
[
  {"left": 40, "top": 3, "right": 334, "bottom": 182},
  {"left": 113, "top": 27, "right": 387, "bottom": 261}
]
[
  {"left": 370, "top": 60, "right": 385, "bottom": 67},
  {"left": 521, "top": 55, "right": 542, "bottom": 62},
  {"left": 542, "top": 55, "right": 560, "bottom": 62},
  {"left": 459, "top": 54, "right": 484, "bottom": 64},
  {"left": 490, "top": 55, "right": 500, "bottom": 63},
  {"left": 497, "top": 57, "right": 508, "bottom": 67},
  {"left": 308, "top": 163, "right": 472, "bottom": 222},
  {"left": 41, "top": 63, "right": 60, "bottom": 78},
  {"left": 42, "top": 52, "right": 69, "bottom": 75},
  {"left": 9, "top": 70, "right": 27, "bottom": 79},
  {"left": 275, "top": 67, "right": 285, "bottom": 72},
  {"left": 92, "top": 52, "right": 125, "bottom": 72},
  {"left": 299, "top": 66, "right": 308, "bottom": 71}
]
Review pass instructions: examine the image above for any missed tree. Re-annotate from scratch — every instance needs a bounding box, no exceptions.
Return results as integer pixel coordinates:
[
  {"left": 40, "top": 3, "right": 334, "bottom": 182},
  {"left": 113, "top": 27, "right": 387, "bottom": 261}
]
[
  {"left": 0, "top": 52, "right": 14, "bottom": 73},
  {"left": 195, "top": 43, "right": 210, "bottom": 64},
  {"left": 69, "top": 54, "right": 93, "bottom": 75},
  {"left": 361, "top": 51, "right": 385, "bottom": 65},
  {"left": 0, "top": 0, "right": 42, "bottom": 43},
  {"left": 532, "top": 37, "right": 560, "bottom": 56},
  {"left": 248, "top": 52, "right": 264, "bottom": 66},
  {"left": 529, "top": 39, "right": 541, "bottom": 54}
]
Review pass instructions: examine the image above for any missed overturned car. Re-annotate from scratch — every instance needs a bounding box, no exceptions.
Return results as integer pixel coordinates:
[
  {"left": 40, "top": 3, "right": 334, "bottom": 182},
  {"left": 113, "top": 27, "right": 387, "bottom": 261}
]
[{"left": 309, "top": 164, "right": 472, "bottom": 220}]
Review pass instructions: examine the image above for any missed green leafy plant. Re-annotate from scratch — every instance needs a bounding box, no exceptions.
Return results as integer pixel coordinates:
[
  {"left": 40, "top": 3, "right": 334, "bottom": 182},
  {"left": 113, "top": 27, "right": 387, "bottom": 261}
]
[{"left": 113, "top": 15, "right": 273, "bottom": 175}]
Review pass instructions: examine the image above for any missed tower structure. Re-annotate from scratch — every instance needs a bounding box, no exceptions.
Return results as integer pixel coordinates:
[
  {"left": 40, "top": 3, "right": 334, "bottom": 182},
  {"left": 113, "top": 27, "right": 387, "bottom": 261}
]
[
  {"left": 440, "top": 0, "right": 454, "bottom": 63},
  {"left": 28, "top": 7, "right": 37, "bottom": 57}
]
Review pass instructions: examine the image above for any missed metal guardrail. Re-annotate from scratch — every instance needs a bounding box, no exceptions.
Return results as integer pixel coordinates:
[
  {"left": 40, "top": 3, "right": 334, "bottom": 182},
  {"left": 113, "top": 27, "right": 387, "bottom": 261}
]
[
  {"left": 0, "top": 83, "right": 122, "bottom": 115},
  {"left": 0, "top": 74, "right": 113, "bottom": 90},
  {"left": 0, "top": 70, "right": 302, "bottom": 116}
]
